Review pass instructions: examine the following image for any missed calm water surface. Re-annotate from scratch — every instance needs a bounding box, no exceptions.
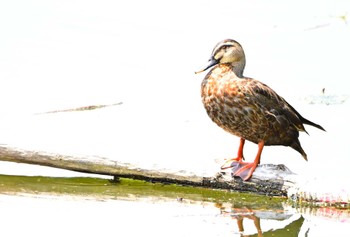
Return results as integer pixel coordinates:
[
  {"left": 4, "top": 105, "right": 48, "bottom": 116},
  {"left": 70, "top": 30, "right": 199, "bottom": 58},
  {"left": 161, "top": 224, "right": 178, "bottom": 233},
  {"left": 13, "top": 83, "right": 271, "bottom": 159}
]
[{"left": 0, "top": 175, "right": 349, "bottom": 237}]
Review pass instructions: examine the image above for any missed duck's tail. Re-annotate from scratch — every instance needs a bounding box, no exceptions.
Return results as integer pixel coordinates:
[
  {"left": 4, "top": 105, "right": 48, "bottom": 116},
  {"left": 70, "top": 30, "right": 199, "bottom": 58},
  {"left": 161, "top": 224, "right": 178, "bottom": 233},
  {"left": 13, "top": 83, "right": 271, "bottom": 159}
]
[
  {"left": 301, "top": 117, "right": 326, "bottom": 132},
  {"left": 290, "top": 140, "right": 308, "bottom": 161},
  {"left": 284, "top": 100, "right": 326, "bottom": 132}
]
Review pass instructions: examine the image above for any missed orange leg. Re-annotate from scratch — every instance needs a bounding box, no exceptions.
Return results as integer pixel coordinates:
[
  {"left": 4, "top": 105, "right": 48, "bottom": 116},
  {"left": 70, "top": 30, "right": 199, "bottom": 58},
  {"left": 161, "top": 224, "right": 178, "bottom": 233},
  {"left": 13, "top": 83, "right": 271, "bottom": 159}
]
[
  {"left": 221, "top": 138, "right": 245, "bottom": 169},
  {"left": 232, "top": 141, "right": 265, "bottom": 181}
]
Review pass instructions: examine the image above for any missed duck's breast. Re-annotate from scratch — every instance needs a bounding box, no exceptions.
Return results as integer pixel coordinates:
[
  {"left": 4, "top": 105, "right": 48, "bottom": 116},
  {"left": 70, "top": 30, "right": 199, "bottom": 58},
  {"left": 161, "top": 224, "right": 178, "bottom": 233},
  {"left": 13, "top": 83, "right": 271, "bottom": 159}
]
[{"left": 201, "top": 72, "right": 300, "bottom": 145}]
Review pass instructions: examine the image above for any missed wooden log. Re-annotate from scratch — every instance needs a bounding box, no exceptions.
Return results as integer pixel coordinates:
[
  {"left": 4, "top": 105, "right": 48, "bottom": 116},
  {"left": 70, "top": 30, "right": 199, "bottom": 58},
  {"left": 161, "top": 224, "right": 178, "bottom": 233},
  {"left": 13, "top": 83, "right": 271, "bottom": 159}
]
[
  {"left": 1, "top": 144, "right": 350, "bottom": 207},
  {"left": 0, "top": 144, "right": 295, "bottom": 197}
]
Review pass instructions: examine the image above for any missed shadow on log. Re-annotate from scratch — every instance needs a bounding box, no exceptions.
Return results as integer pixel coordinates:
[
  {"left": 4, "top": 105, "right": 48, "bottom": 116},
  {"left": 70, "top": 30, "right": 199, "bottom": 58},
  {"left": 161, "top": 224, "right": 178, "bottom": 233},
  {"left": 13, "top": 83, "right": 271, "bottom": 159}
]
[{"left": 0, "top": 145, "right": 296, "bottom": 197}]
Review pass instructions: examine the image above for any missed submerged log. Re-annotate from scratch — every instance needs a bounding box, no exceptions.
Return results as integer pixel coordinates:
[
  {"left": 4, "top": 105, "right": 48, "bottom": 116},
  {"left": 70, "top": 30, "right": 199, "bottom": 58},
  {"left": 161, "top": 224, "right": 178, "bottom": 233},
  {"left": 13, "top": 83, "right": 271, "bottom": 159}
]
[
  {"left": 0, "top": 145, "right": 295, "bottom": 197},
  {"left": 1, "top": 144, "right": 349, "bottom": 207}
]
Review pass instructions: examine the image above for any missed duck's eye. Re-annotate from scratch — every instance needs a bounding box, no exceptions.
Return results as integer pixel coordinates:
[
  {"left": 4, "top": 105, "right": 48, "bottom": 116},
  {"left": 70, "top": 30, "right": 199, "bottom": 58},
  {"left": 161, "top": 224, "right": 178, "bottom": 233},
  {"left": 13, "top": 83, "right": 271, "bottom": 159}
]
[
  {"left": 220, "top": 45, "right": 229, "bottom": 51},
  {"left": 220, "top": 44, "right": 235, "bottom": 52}
]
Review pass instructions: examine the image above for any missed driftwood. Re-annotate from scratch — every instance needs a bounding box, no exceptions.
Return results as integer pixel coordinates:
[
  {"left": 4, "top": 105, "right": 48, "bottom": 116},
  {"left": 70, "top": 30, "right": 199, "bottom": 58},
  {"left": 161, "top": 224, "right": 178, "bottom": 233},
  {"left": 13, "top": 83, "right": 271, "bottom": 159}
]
[
  {"left": 0, "top": 144, "right": 296, "bottom": 197},
  {"left": 34, "top": 102, "right": 123, "bottom": 114}
]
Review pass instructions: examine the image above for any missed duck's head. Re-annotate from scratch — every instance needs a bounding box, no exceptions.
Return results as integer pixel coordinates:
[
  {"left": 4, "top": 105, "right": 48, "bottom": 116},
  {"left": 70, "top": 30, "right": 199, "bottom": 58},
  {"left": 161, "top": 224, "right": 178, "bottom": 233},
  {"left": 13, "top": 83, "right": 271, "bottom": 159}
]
[{"left": 195, "top": 39, "right": 246, "bottom": 76}]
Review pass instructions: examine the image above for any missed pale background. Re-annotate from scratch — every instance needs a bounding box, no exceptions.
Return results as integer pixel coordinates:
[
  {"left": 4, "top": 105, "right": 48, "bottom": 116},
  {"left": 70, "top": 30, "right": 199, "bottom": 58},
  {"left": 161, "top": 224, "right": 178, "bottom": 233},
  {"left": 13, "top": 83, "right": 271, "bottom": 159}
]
[{"left": 0, "top": 0, "right": 349, "bottom": 179}]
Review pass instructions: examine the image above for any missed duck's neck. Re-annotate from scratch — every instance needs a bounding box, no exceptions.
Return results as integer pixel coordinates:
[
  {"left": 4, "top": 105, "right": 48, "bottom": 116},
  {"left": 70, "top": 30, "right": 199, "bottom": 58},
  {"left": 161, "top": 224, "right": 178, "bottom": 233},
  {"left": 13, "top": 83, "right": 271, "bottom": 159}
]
[{"left": 230, "top": 59, "right": 245, "bottom": 78}]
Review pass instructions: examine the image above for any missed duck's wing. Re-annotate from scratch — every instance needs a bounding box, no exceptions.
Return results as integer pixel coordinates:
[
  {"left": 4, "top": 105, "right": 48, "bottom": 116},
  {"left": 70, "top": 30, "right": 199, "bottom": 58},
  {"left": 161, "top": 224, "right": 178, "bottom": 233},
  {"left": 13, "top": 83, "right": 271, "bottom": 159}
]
[{"left": 246, "top": 79, "right": 325, "bottom": 132}]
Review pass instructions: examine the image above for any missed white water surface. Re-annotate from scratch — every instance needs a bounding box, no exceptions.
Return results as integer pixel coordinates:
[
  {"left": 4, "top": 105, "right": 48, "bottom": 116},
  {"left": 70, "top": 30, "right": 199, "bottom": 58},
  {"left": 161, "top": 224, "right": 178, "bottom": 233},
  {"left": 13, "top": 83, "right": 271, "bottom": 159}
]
[
  {"left": 0, "top": 0, "right": 350, "bottom": 180},
  {"left": 1, "top": 1, "right": 350, "bottom": 237},
  {"left": 0, "top": 0, "right": 349, "bottom": 189}
]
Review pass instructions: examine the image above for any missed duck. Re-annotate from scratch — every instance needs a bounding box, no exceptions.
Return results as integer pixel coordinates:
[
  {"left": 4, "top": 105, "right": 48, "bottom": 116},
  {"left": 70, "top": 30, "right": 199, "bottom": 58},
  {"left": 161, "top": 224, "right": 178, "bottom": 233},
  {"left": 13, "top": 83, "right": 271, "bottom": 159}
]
[{"left": 195, "top": 39, "right": 325, "bottom": 181}]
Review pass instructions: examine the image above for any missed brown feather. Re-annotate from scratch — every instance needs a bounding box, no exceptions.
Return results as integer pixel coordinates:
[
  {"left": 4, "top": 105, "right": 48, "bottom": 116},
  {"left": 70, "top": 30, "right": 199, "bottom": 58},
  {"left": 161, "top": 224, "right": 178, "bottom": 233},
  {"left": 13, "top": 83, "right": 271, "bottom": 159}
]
[{"left": 199, "top": 39, "right": 325, "bottom": 159}]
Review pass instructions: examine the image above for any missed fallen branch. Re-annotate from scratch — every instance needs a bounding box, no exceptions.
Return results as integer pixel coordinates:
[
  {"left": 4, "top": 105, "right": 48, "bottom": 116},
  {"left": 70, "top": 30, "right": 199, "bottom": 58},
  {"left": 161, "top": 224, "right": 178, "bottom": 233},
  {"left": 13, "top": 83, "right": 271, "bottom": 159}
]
[
  {"left": 0, "top": 145, "right": 296, "bottom": 197},
  {"left": 34, "top": 102, "right": 123, "bottom": 114}
]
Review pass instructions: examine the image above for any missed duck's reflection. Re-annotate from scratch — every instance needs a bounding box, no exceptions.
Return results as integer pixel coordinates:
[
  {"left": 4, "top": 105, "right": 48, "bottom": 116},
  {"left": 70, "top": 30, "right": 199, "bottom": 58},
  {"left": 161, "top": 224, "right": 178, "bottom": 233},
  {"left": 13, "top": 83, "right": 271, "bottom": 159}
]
[{"left": 215, "top": 203, "right": 304, "bottom": 237}]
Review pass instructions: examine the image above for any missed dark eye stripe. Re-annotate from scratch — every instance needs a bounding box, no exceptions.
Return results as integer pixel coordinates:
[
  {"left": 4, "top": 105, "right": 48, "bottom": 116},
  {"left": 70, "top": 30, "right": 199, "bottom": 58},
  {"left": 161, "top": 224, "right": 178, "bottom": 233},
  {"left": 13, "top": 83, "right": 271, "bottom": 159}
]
[
  {"left": 213, "top": 45, "right": 232, "bottom": 56},
  {"left": 220, "top": 45, "right": 229, "bottom": 50},
  {"left": 212, "top": 40, "right": 238, "bottom": 55},
  {"left": 218, "top": 43, "right": 235, "bottom": 51}
]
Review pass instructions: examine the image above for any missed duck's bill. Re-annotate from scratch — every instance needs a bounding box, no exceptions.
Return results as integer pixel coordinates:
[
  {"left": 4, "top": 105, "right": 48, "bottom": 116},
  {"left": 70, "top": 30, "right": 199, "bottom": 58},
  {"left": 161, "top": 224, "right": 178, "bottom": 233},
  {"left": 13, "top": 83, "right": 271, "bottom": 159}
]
[{"left": 195, "top": 57, "right": 219, "bottom": 74}]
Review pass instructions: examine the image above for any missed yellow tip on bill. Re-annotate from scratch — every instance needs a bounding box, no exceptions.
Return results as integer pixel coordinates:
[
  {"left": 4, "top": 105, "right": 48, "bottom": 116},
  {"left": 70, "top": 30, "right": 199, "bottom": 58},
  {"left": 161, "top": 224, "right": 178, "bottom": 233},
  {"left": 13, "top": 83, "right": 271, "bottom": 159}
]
[{"left": 194, "top": 69, "right": 205, "bottom": 74}]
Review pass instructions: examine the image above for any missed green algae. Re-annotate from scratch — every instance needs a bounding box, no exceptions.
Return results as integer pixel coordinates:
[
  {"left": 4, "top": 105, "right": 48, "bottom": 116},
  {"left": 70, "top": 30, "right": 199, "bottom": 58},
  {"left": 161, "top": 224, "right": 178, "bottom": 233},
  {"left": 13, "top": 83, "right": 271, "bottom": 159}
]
[{"left": 0, "top": 174, "right": 284, "bottom": 209}]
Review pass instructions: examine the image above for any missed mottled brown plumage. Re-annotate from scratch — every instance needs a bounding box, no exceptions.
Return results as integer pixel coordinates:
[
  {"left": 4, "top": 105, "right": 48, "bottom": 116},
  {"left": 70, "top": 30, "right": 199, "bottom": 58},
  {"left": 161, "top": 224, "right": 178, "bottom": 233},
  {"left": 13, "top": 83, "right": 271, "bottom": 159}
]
[{"left": 196, "top": 39, "right": 325, "bottom": 181}]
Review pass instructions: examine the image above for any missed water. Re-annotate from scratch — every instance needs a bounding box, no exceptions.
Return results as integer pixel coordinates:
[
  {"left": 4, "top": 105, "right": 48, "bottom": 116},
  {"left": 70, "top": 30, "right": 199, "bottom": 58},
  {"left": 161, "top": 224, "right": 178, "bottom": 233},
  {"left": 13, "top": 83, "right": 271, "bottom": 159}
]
[
  {"left": 0, "top": 175, "right": 349, "bottom": 237},
  {"left": 1, "top": 1, "right": 350, "bottom": 236},
  {"left": 0, "top": 0, "right": 349, "bottom": 174}
]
